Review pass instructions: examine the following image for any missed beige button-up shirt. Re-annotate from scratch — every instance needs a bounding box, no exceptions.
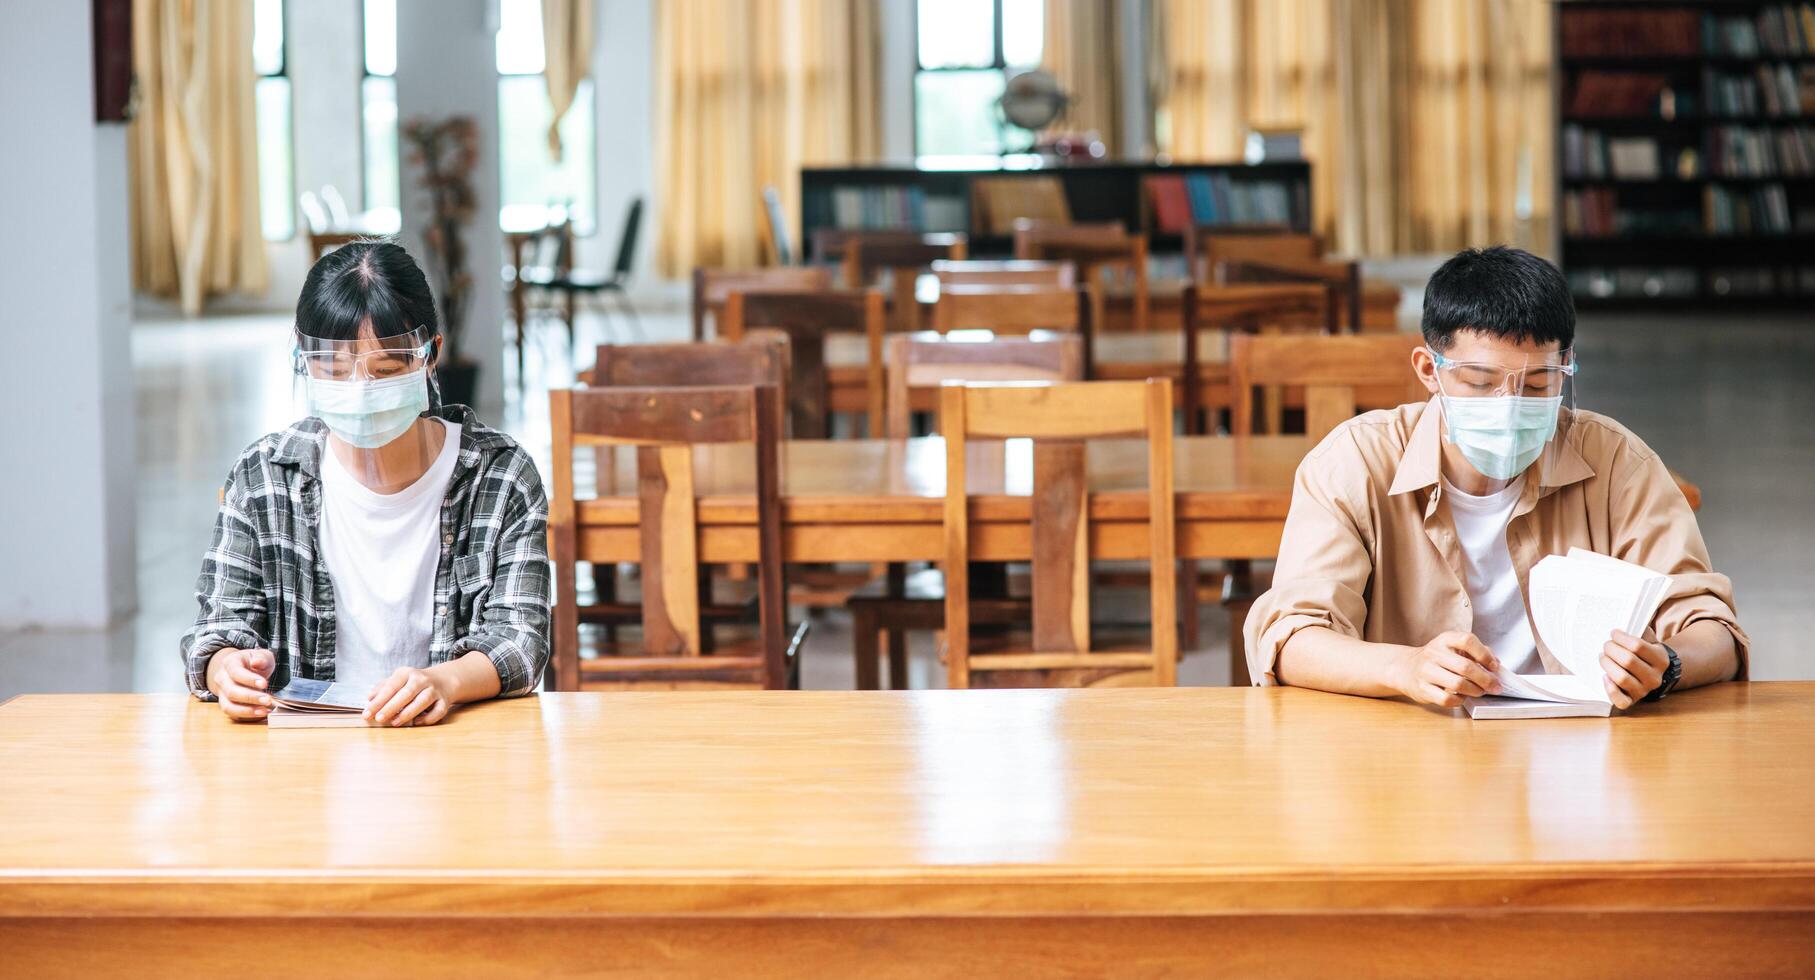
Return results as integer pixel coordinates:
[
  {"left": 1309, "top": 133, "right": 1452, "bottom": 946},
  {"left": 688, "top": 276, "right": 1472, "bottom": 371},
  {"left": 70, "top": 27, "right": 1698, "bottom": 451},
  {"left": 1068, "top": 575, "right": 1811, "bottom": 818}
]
[{"left": 1243, "top": 398, "right": 1748, "bottom": 685}]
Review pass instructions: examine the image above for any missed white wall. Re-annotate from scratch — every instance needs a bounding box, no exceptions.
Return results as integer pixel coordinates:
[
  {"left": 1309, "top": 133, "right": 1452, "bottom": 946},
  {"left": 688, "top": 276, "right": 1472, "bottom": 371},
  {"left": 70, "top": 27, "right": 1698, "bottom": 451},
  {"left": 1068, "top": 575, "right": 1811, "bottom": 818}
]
[
  {"left": 0, "top": 0, "right": 135, "bottom": 629},
  {"left": 583, "top": 0, "right": 657, "bottom": 282},
  {"left": 396, "top": 0, "right": 506, "bottom": 416}
]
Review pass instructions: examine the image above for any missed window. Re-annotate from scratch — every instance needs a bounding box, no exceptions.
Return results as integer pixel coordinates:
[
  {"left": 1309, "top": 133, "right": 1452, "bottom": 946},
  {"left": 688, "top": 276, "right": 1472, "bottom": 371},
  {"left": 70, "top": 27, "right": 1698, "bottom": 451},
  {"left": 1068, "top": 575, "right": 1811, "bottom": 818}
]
[
  {"left": 361, "top": 0, "right": 401, "bottom": 233},
  {"left": 253, "top": 0, "right": 294, "bottom": 240},
  {"left": 496, "top": 0, "right": 597, "bottom": 234},
  {"left": 914, "top": 0, "right": 1043, "bottom": 159}
]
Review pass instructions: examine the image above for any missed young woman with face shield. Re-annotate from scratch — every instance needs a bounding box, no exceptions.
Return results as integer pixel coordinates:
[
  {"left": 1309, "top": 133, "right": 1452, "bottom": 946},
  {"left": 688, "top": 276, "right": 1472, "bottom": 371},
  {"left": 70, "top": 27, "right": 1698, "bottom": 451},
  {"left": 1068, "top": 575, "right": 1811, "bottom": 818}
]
[{"left": 180, "top": 241, "right": 550, "bottom": 725}]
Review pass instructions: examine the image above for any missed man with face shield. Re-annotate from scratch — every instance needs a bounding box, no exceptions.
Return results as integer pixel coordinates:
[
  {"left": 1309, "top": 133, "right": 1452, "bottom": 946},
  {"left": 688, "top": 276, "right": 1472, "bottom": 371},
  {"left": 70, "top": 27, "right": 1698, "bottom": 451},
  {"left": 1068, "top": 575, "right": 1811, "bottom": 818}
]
[
  {"left": 180, "top": 241, "right": 550, "bottom": 725},
  {"left": 1244, "top": 247, "right": 1745, "bottom": 710}
]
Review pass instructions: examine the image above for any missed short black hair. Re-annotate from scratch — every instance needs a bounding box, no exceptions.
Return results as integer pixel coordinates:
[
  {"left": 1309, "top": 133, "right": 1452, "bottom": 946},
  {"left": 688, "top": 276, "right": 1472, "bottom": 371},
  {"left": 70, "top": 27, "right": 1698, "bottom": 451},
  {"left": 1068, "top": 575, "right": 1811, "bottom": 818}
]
[
  {"left": 1421, "top": 246, "right": 1574, "bottom": 352},
  {"left": 295, "top": 239, "right": 439, "bottom": 342}
]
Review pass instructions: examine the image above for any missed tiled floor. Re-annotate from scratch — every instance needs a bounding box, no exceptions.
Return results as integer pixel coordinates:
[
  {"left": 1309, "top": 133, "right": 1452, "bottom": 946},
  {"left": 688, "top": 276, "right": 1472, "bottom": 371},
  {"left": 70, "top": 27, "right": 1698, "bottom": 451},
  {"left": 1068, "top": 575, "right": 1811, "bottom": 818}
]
[{"left": 2, "top": 295, "right": 1810, "bottom": 701}]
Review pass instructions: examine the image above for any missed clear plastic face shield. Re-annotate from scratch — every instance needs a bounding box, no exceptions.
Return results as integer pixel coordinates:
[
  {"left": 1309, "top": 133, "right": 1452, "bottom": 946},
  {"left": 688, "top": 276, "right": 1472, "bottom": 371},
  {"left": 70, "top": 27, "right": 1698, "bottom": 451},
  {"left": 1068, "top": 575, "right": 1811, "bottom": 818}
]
[
  {"left": 1427, "top": 346, "right": 1579, "bottom": 484},
  {"left": 294, "top": 326, "right": 441, "bottom": 488}
]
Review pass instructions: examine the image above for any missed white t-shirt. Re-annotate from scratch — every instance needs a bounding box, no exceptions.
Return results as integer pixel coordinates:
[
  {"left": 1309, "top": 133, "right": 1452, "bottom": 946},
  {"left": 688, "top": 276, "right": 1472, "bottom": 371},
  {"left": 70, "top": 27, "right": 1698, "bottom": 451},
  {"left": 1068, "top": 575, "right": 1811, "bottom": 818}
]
[
  {"left": 1442, "top": 476, "right": 1540, "bottom": 673},
  {"left": 319, "top": 420, "right": 462, "bottom": 692}
]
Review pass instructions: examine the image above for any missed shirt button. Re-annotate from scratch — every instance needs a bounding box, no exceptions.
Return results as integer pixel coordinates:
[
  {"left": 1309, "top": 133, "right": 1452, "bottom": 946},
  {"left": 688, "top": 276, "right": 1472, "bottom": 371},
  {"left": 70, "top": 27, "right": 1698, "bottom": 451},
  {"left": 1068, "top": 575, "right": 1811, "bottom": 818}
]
[{"left": 443, "top": 533, "right": 454, "bottom": 546}]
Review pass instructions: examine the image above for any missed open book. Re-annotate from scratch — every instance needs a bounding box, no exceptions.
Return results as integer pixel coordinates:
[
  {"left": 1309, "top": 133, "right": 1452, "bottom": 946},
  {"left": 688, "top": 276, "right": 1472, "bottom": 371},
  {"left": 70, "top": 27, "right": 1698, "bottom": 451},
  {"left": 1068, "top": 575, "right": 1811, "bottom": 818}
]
[
  {"left": 1467, "top": 548, "right": 1673, "bottom": 719},
  {"left": 267, "top": 677, "right": 376, "bottom": 728}
]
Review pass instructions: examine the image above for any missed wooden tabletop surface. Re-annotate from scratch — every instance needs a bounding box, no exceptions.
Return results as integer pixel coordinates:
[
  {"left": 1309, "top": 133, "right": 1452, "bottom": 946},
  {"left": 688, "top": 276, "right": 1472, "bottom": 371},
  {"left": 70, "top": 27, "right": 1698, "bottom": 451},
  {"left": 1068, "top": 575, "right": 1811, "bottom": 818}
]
[{"left": 3, "top": 684, "right": 1808, "bottom": 920}]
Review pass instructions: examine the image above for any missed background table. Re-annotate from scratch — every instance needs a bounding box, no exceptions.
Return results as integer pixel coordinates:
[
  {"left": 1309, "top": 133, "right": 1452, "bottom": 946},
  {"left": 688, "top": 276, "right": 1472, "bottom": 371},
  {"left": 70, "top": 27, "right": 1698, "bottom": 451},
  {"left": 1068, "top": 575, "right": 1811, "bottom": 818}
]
[{"left": 1, "top": 686, "right": 1809, "bottom": 977}]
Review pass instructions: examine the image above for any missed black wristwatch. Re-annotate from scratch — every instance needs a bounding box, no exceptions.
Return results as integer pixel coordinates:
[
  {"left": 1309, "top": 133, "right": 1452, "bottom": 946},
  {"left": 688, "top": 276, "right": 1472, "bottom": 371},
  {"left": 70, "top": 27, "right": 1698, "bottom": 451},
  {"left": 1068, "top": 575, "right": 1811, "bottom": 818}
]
[{"left": 1643, "top": 642, "right": 1683, "bottom": 703}]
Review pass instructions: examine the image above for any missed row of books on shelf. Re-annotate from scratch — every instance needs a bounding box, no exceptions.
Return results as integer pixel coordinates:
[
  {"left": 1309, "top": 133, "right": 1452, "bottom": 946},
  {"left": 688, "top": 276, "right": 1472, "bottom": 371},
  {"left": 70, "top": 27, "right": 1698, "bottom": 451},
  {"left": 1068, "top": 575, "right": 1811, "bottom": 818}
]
[
  {"left": 1561, "top": 9, "right": 1698, "bottom": 58},
  {"left": 1565, "top": 71, "right": 1694, "bottom": 120},
  {"left": 1705, "top": 64, "right": 1815, "bottom": 118},
  {"left": 813, "top": 186, "right": 969, "bottom": 234},
  {"left": 1561, "top": 126, "right": 1815, "bottom": 179},
  {"left": 1562, "top": 186, "right": 1814, "bottom": 236},
  {"left": 1709, "top": 124, "right": 1815, "bottom": 176},
  {"left": 1569, "top": 266, "right": 1815, "bottom": 299},
  {"left": 1704, "top": 184, "right": 1815, "bottom": 233},
  {"left": 1705, "top": 5, "right": 1815, "bottom": 57},
  {"left": 1144, "top": 173, "right": 1306, "bottom": 233}
]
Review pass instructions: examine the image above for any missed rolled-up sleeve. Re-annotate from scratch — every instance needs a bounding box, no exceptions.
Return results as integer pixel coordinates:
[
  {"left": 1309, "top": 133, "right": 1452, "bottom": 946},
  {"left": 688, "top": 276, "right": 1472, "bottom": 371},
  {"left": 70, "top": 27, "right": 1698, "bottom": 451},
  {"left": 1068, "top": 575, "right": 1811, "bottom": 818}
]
[
  {"left": 1610, "top": 447, "right": 1750, "bottom": 679},
  {"left": 180, "top": 472, "right": 271, "bottom": 700},
  {"left": 450, "top": 469, "right": 551, "bottom": 696},
  {"left": 1242, "top": 433, "right": 1376, "bottom": 686}
]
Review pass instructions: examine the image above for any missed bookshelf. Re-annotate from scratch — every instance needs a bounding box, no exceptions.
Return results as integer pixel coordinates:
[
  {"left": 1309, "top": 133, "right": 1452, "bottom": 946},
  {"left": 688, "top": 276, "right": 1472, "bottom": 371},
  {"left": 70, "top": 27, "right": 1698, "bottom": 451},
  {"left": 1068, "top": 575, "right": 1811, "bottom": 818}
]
[
  {"left": 798, "top": 160, "right": 1312, "bottom": 262},
  {"left": 1556, "top": 1, "right": 1815, "bottom": 308}
]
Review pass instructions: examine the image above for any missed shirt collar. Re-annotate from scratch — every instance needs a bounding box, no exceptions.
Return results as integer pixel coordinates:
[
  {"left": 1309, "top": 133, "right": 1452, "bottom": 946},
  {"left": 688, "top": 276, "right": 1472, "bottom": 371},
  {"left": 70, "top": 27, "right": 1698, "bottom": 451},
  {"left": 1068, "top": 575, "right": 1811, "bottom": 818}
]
[
  {"left": 269, "top": 403, "right": 511, "bottom": 475},
  {"left": 1388, "top": 396, "right": 1595, "bottom": 496}
]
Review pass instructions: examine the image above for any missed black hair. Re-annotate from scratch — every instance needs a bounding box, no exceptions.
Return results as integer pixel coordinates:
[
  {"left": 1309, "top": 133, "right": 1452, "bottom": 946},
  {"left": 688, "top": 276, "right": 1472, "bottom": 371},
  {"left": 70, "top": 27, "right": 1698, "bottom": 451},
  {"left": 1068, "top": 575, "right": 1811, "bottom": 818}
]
[
  {"left": 295, "top": 239, "right": 439, "bottom": 342},
  {"left": 1421, "top": 246, "right": 1575, "bottom": 352}
]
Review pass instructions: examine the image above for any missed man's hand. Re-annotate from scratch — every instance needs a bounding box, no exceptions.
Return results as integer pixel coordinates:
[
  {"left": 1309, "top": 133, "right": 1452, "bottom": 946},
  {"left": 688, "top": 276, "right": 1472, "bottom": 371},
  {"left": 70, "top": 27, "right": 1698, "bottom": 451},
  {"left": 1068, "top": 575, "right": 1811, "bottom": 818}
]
[
  {"left": 365, "top": 667, "right": 456, "bottom": 727},
  {"left": 1393, "top": 631, "right": 1504, "bottom": 708},
  {"left": 206, "top": 648, "right": 277, "bottom": 721},
  {"left": 1601, "top": 629, "right": 1668, "bottom": 709}
]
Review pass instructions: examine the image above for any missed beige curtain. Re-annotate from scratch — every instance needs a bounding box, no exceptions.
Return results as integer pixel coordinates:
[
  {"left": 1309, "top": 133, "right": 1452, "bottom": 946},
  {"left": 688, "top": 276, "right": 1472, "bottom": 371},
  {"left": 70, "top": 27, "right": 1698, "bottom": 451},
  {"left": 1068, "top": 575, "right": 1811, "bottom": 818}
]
[
  {"left": 1154, "top": 0, "right": 1551, "bottom": 258},
  {"left": 655, "top": 0, "right": 881, "bottom": 275},
  {"left": 1042, "top": 0, "right": 1121, "bottom": 153},
  {"left": 541, "top": 0, "right": 595, "bottom": 161},
  {"left": 129, "top": 0, "right": 269, "bottom": 315}
]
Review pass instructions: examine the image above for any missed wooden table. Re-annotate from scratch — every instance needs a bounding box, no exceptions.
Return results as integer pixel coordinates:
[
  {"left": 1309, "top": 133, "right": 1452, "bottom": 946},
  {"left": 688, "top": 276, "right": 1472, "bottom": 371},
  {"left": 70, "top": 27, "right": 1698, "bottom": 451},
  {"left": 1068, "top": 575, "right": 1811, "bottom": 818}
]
[
  {"left": 575, "top": 436, "right": 1704, "bottom": 566},
  {"left": 2, "top": 686, "right": 1809, "bottom": 977}
]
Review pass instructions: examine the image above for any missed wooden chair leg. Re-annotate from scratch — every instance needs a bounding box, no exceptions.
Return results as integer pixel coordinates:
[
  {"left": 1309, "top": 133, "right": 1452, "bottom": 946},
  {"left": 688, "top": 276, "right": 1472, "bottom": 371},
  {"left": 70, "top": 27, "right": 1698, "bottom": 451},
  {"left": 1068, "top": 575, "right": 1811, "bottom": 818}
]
[
  {"left": 1181, "top": 560, "right": 1201, "bottom": 650},
  {"left": 886, "top": 627, "right": 909, "bottom": 690},
  {"left": 852, "top": 604, "right": 881, "bottom": 691},
  {"left": 1222, "top": 572, "right": 1256, "bottom": 688}
]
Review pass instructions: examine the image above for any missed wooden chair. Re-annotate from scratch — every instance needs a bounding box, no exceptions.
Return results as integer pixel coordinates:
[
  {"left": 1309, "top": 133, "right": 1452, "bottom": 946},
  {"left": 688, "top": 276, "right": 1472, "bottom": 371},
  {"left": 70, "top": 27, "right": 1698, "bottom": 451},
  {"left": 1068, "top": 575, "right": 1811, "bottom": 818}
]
[
  {"left": 547, "top": 384, "right": 804, "bottom": 690},
  {"left": 930, "top": 259, "right": 1077, "bottom": 288},
  {"left": 847, "top": 333, "right": 1087, "bottom": 690},
  {"left": 1013, "top": 221, "right": 1149, "bottom": 333},
  {"left": 689, "top": 266, "right": 834, "bottom": 342},
  {"left": 516, "top": 200, "right": 646, "bottom": 355},
  {"left": 883, "top": 332, "right": 1084, "bottom": 439},
  {"left": 1216, "top": 332, "right": 1426, "bottom": 684},
  {"left": 719, "top": 288, "right": 886, "bottom": 439},
  {"left": 942, "top": 379, "right": 1178, "bottom": 688},
  {"left": 1188, "top": 227, "right": 1361, "bottom": 334},
  {"left": 839, "top": 233, "right": 968, "bottom": 331},
  {"left": 931, "top": 284, "right": 1091, "bottom": 337},
  {"left": 590, "top": 341, "right": 790, "bottom": 437}
]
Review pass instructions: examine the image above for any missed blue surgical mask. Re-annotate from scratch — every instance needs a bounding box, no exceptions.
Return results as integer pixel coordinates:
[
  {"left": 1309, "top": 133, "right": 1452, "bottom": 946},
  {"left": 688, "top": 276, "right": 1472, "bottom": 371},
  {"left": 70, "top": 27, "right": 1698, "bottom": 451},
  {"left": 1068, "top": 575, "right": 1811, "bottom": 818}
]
[
  {"left": 305, "top": 371, "right": 429, "bottom": 449},
  {"left": 1440, "top": 394, "right": 1561, "bottom": 480}
]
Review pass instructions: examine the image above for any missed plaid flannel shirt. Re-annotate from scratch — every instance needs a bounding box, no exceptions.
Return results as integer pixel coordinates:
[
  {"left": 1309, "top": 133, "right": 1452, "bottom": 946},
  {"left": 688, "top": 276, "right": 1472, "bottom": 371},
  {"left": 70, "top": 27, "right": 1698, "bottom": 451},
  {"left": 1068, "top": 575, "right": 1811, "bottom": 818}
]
[{"left": 181, "top": 404, "right": 551, "bottom": 699}]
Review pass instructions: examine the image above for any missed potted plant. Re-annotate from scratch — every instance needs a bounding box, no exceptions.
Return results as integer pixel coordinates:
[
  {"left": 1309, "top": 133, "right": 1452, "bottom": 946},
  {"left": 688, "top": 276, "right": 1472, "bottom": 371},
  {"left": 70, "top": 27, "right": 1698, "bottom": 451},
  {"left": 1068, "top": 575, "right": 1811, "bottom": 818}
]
[{"left": 403, "top": 116, "right": 481, "bottom": 406}]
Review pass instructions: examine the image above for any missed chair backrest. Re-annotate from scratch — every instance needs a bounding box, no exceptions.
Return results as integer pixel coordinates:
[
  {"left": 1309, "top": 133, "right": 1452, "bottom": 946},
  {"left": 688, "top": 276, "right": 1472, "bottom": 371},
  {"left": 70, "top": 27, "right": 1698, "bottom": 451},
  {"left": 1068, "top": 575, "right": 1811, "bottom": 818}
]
[
  {"left": 931, "top": 284, "right": 1088, "bottom": 334},
  {"left": 941, "top": 379, "right": 1177, "bottom": 689},
  {"left": 547, "top": 384, "right": 786, "bottom": 690},
  {"left": 1012, "top": 222, "right": 1149, "bottom": 331},
  {"left": 761, "top": 186, "right": 793, "bottom": 266},
  {"left": 319, "top": 185, "right": 351, "bottom": 227},
  {"left": 299, "top": 191, "right": 329, "bottom": 234},
  {"left": 1229, "top": 332, "right": 1426, "bottom": 441},
  {"left": 1184, "top": 226, "right": 1319, "bottom": 276},
  {"left": 842, "top": 233, "right": 968, "bottom": 332},
  {"left": 810, "top": 228, "right": 957, "bottom": 265},
  {"left": 931, "top": 259, "right": 1077, "bottom": 288},
  {"left": 690, "top": 266, "right": 835, "bottom": 342},
  {"left": 611, "top": 198, "right": 644, "bottom": 280},
  {"left": 719, "top": 288, "right": 886, "bottom": 438},
  {"left": 591, "top": 341, "right": 789, "bottom": 436},
  {"left": 884, "top": 332, "right": 1084, "bottom": 438}
]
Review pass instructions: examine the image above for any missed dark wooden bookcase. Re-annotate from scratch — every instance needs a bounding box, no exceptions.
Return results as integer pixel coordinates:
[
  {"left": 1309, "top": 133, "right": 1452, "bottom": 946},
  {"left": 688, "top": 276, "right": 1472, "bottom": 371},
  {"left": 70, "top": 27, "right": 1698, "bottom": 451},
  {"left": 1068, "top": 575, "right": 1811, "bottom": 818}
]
[
  {"left": 1556, "top": 1, "right": 1815, "bottom": 308},
  {"left": 799, "top": 160, "right": 1313, "bottom": 262}
]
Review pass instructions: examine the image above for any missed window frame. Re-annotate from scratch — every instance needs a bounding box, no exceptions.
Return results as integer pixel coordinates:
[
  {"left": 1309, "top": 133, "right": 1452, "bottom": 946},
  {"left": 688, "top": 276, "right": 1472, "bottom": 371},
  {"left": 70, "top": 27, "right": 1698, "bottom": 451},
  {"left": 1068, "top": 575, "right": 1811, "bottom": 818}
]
[
  {"left": 253, "top": 0, "right": 296, "bottom": 242},
  {"left": 359, "top": 0, "right": 401, "bottom": 231},
  {"left": 911, "top": 0, "right": 1039, "bottom": 159}
]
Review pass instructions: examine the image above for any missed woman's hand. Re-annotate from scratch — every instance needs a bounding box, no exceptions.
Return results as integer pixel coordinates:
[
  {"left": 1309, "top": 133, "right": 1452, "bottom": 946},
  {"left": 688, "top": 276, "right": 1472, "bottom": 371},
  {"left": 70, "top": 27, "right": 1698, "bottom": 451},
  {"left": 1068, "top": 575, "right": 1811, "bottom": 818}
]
[
  {"left": 1601, "top": 629, "right": 1669, "bottom": 709},
  {"left": 365, "top": 666, "right": 456, "bottom": 727},
  {"left": 206, "top": 648, "right": 277, "bottom": 721},
  {"left": 1393, "top": 631, "right": 1504, "bottom": 708}
]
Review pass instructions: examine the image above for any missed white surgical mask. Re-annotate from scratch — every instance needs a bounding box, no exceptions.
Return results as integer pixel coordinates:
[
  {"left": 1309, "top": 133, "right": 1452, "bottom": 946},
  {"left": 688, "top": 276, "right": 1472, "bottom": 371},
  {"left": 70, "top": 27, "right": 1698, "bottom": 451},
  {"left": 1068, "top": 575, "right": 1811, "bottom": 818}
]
[
  {"left": 1440, "top": 394, "right": 1561, "bottom": 481},
  {"left": 305, "top": 371, "right": 429, "bottom": 449}
]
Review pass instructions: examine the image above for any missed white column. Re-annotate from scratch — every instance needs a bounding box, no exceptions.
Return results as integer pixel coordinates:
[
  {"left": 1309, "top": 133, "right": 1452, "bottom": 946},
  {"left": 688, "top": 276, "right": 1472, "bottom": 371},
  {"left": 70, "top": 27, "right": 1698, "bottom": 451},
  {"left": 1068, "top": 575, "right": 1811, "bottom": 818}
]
[
  {"left": 395, "top": 0, "right": 505, "bottom": 416},
  {"left": 290, "top": 3, "right": 367, "bottom": 210},
  {"left": 0, "top": 0, "right": 135, "bottom": 630},
  {"left": 589, "top": 0, "right": 655, "bottom": 278},
  {"left": 879, "top": 0, "right": 917, "bottom": 162}
]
